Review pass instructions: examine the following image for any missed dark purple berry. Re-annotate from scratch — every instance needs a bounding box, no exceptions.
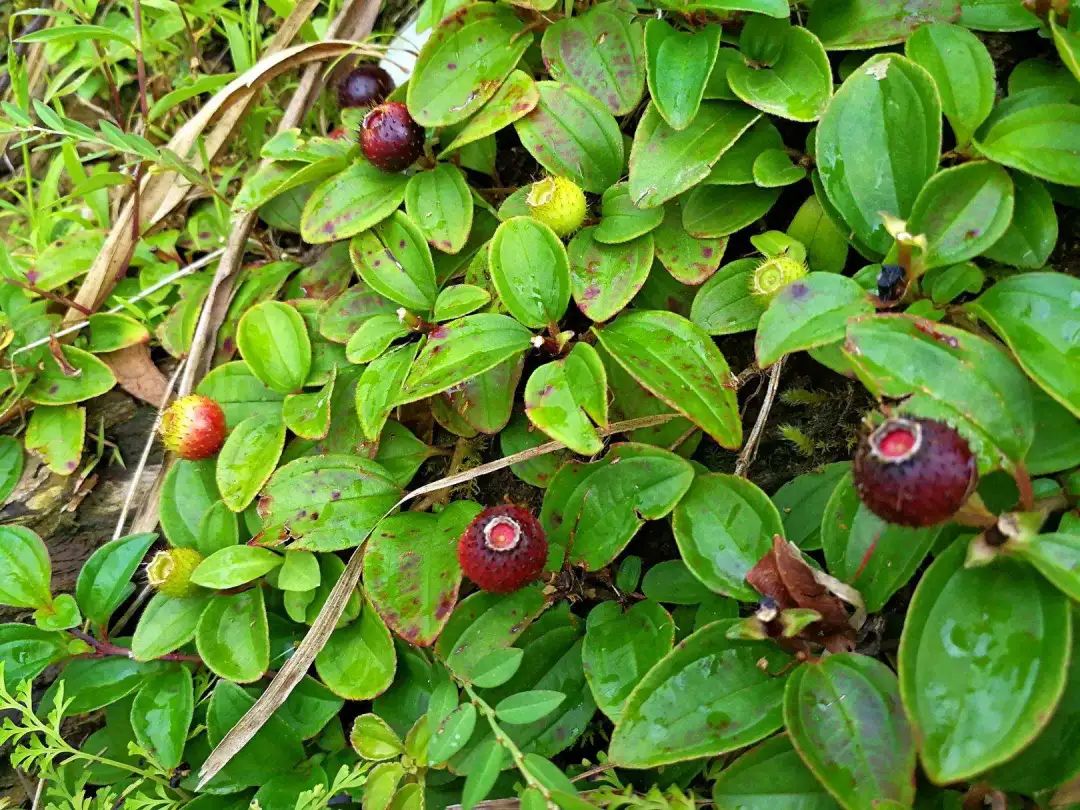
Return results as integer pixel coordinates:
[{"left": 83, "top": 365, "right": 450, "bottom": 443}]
[
  {"left": 337, "top": 64, "right": 394, "bottom": 109},
  {"left": 877, "top": 264, "right": 905, "bottom": 302},
  {"left": 360, "top": 102, "right": 424, "bottom": 172}
]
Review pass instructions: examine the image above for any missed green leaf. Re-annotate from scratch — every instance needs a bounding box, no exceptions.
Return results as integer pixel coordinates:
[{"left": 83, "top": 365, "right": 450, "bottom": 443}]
[
  {"left": 75, "top": 532, "right": 155, "bottom": 628},
  {"left": 159, "top": 459, "right": 218, "bottom": 550},
  {"left": 445, "top": 355, "right": 523, "bottom": 435},
  {"left": 86, "top": 312, "right": 150, "bottom": 353},
  {"left": 525, "top": 343, "right": 608, "bottom": 455},
  {"left": 541, "top": 4, "right": 645, "bottom": 116},
  {"left": 489, "top": 216, "right": 571, "bottom": 328},
  {"left": 595, "top": 183, "right": 665, "bottom": 245},
  {"left": 300, "top": 160, "right": 407, "bottom": 244},
  {"left": 25, "top": 404, "right": 84, "bottom": 475},
  {"left": 131, "top": 592, "right": 212, "bottom": 661},
  {"left": 0, "top": 436, "right": 24, "bottom": 505},
  {"left": 33, "top": 593, "right": 80, "bottom": 632},
  {"left": 908, "top": 162, "right": 1015, "bottom": 270},
  {"left": 816, "top": 54, "right": 941, "bottom": 257},
  {"left": 1010, "top": 533, "right": 1080, "bottom": 602},
  {"left": 728, "top": 22, "right": 832, "bottom": 122},
  {"left": 215, "top": 415, "right": 285, "bottom": 512},
  {"left": 0, "top": 625, "right": 74, "bottom": 690},
  {"left": 53, "top": 656, "right": 161, "bottom": 716},
  {"left": 967, "top": 272, "right": 1080, "bottom": 418},
  {"left": 652, "top": 199, "right": 726, "bottom": 285},
  {"left": 843, "top": 315, "right": 1035, "bottom": 470},
  {"left": 319, "top": 282, "right": 397, "bottom": 344},
  {"left": 807, "top": 0, "right": 962, "bottom": 49},
  {"left": 197, "top": 361, "right": 285, "bottom": 428},
  {"left": 283, "top": 371, "right": 334, "bottom": 440},
  {"left": 258, "top": 455, "right": 402, "bottom": 552},
  {"left": 471, "top": 647, "right": 525, "bottom": 689},
  {"left": 0, "top": 525, "right": 51, "bottom": 609},
  {"left": 567, "top": 228, "right": 654, "bottom": 323},
  {"left": 645, "top": 20, "right": 720, "bottom": 130},
  {"left": 432, "top": 285, "right": 491, "bottom": 322},
  {"left": 345, "top": 314, "right": 409, "bottom": 365},
  {"left": 905, "top": 23, "right": 995, "bottom": 147},
  {"left": 514, "top": 81, "right": 624, "bottom": 194},
  {"left": 755, "top": 273, "right": 873, "bottom": 367},
  {"left": 960, "top": 0, "right": 1039, "bottom": 30},
  {"left": 429, "top": 703, "right": 477, "bottom": 764},
  {"left": 752, "top": 149, "right": 807, "bottom": 187},
  {"left": 315, "top": 599, "right": 397, "bottom": 700},
  {"left": 681, "top": 183, "right": 781, "bottom": 238},
  {"left": 439, "top": 70, "right": 539, "bottom": 156},
  {"left": 408, "top": 3, "right": 531, "bottom": 127},
  {"left": 984, "top": 172, "right": 1058, "bottom": 269},
  {"left": 276, "top": 550, "right": 321, "bottom": 592},
  {"left": 582, "top": 600, "right": 675, "bottom": 722},
  {"left": 975, "top": 95, "right": 1080, "bottom": 186},
  {"left": 786, "top": 196, "right": 850, "bottom": 274},
  {"left": 609, "top": 620, "right": 791, "bottom": 768},
  {"left": 196, "top": 589, "right": 269, "bottom": 683},
  {"left": 31, "top": 229, "right": 103, "bottom": 291},
  {"left": 396, "top": 314, "right": 533, "bottom": 405},
  {"left": 785, "top": 654, "right": 916, "bottom": 809},
  {"left": 545, "top": 444, "right": 695, "bottom": 571},
  {"left": 351, "top": 713, "right": 405, "bottom": 760},
  {"left": 898, "top": 541, "right": 1071, "bottom": 783},
  {"left": 404, "top": 165, "right": 473, "bottom": 255},
  {"left": 131, "top": 667, "right": 193, "bottom": 770},
  {"left": 1052, "top": 13, "right": 1080, "bottom": 84},
  {"left": 628, "top": 101, "right": 760, "bottom": 208},
  {"left": 821, "top": 471, "right": 941, "bottom": 613},
  {"left": 495, "top": 690, "right": 566, "bottom": 725},
  {"left": 705, "top": 117, "right": 784, "bottom": 185},
  {"left": 191, "top": 546, "right": 282, "bottom": 589},
  {"left": 27, "top": 345, "right": 116, "bottom": 405},
  {"left": 771, "top": 462, "right": 851, "bottom": 551},
  {"left": 672, "top": 473, "right": 784, "bottom": 601},
  {"left": 363, "top": 502, "right": 482, "bottom": 646},
  {"left": 712, "top": 734, "right": 841, "bottom": 810},
  {"left": 595, "top": 310, "right": 742, "bottom": 447},
  {"left": 351, "top": 212, "right": 439, "bottom": 312},
  {"left": 236, "top": 301, "right": 311, "bottom": 394},
  {"left": 461, "top": 738, "right": 507, "bottom": 810},
  {"left": 1027, "top": 387, "right": 1080, "bottom": 476},
  {"left": 434, "top": 587, "right": 545, "bottom": 682},
  {"left": 357, "top": 343, "right": 419, "bottom": 442}
]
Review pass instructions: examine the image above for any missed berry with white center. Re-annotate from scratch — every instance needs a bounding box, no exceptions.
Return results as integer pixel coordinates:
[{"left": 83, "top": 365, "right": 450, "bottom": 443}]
[
  {"left": 338, "top": 64, "right": 394, "bottom": 109},
  {"left": 160, "top": 394, "right": 226, "bottom": 460},
  {"left": 147, "top": 548, "right": 204, "bottom": 598},
  {"left": 457, "top": 504, "right": 548, "bottom": 593},
  {"left": 360, "top": 102, "right": 424, "bottom": 172},
  {"left": 526, "top": 176, "right": 587, "bottom": 238},
  {"left": 853, "top": 416, "right": 977, "bottom": 527}
]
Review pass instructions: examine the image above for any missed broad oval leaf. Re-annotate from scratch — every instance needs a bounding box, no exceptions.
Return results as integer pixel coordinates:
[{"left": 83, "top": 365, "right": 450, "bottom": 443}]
[
  {"left": 771, "top": 462, "right": 852, "bottom": 551},
  {"left": 26, "top": 345, "right": 116, "bottom": 405},
  {"left": 596, "top": 183, "right": 666, "bottom": 245},
  {"left": 672, "top": 473, "right": 783, "bottom": 601},
  {"left": 429, "top": 702, "right": 477, "bottom": 765},
  {"left": 816, "top": 54, "right": 941, "bottom": 257},
  {"left": 785, "top": 654, "right": 916, "bottom": 809},
  {"left": 567, "top": 228, "right": 654, "bottom": 323},
  {"left": 967, "top": 272, "right": 1080, "bottom": 418},
  {"left": 131, "top": 592, "right": 212, "bottom": 661},
  {"left": 439, "top": 70, "right": 539, "bottom": 156},
  {"left": 351, "top": 212, "right": 439, "bottom": 312},
  {"left": 75, "top": 532, "right": 156, "bottom": 628},
  {"left": 215, "top": 415, "right": 285, "bottom": 512},
  {"left": 489, "top": 217, "right": 571, "bottom": 328},
  {"left": 541, "top": 4, "right": 645, "bottom": 115},
  {"left": 0, "top": 625, "right": 74, "bottom": 690},
  {"left": 653, "top": 200, "right": 726, "bottom": 285},
  {"left": 396, "top": 314, "right": 533, "bottom": 406},
  {"left": 628, "top": 101, "right": 760, "bottom": 208},
  {"left": 131, "top": 667, "right": 194, "bottom": 770},
  {"left": 974, "top": 100, "right": 1080, "bottom": 187},
  {"left": 727, "top": 23, "right": 832, "bottom": 122},
  {"left": 197, "top": 361, "right": 285, "bottom": 428},
  {"left": 907, "top": 162, "right": 1015, "bottom": 270},
  {"left": 196, "top": 589, "right": 270, "bottom": 683},
  {"left": 898, "top": 541, "right": 1071, "bottom": 783},
  {"left": 681, "top": 183, "right": 780, "bottom": 238},
  {"left": 645, "top": 20, "right": 720, "bottom": 130},
  {"left": 25, "top": 404, "right": 84, "bottom": 475},
  {"left": 434, "top": 587, "right": 546, "bottom": 682},
  {"left": 408, "top": 3, "right": 531, "bottom": 127},
  {"left": 712, "top": 734, "right": 841, "bottom": 810},
  {"left": 755, "top": 273, "right": 873, "bottom": 367},
  {"left": 960, "top": 0, "right": 1039, "bottom": 31},
  {"left": 525, "top": 343, "right": 608, "bottom": 456},
  {"left": 190, "top": 546, "right": 282, "bottom": 589},
  {"left": 405, "top": 164, "right": 473, "bottom": 255},
  {"left": 315, "top": 599, "right": 397, "bottom": 700},
  {"left": 808, "top": 0, "right": 962, "bottom": 49},
  {"left": 596, "top": 310, "right": 741, "bottom": 447},
  {"left": 690, "top": 258, "right": 766, "bottom": 335},
  {"left": 300, "top": 160, "right": 407, "bottom": 244},
  {"left": 984, "top": 172, "right": 1058, "bottom": 269},
  {"left": 357, "top": 343, "right": 419, "bottom": 442},
  {"left": 609, "top": 620, "right": 791, "bottom": 768},
  {"left": 514, "top": 81, "right": 624, "bottom": 193},
  {"left": 1011, "top": 532, "right": 1080, "bottom": 602},
  {"left": 236, "top": 301, "right": 311, "bottom": 394},
  {"left": 0, "top": 525, "right": 51, "bottom": 609}
]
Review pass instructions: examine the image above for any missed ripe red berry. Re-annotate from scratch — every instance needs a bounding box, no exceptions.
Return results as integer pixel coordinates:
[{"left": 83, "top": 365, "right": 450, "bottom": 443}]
[
  {"left": 458, "top": 505, "right": 548, "bottom": 593},
  {"left": 361, "top": 102, "right": 424, "bottom": 172},
  {"left": 853, "top": 416, "right": 977, "bottom": 527},
  {"left": 337, "top": 64, "right": 394, "bottom": 109},
  {"left": 160, "top": 394, "right": 226, "bottom": 461}
]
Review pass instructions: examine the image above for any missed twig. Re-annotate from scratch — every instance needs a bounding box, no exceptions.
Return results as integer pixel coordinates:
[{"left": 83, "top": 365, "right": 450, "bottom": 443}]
[
  {"left": 4, "top": 278, "right": 92, "bottom": 315},
  {"left": 69, "top": 628, "right": 201, "bottom": 664},
  {"left": 735, "top": 357, "right": 784, "bottom": 477},
  {"left": 410, "top": 437, "right": 470, "bottom": 512},
  {"left": 464, "top": 682, "right": 552, "bottom": 802}
]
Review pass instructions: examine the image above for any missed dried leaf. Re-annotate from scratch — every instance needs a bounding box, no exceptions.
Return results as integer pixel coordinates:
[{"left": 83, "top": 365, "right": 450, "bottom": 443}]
[{"left": 101, "top": 345, "right": 169, "bottom": 407}]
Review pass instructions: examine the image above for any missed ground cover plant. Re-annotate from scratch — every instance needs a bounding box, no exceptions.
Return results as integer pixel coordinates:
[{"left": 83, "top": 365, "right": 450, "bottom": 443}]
[{"left": 0, "top": 0, "right": 1079, "bottom": 807}]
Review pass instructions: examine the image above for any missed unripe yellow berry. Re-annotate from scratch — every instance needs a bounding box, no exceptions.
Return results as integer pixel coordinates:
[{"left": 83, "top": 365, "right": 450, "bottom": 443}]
[
  {"left": 526, "top": 176, "right": 587, "bottom": 238},
  {"left": 147, "top": 548, "right": 204, "bottom": 598},
  {"left": 748, "top": 255, "right": 808, "bottom": 305}
]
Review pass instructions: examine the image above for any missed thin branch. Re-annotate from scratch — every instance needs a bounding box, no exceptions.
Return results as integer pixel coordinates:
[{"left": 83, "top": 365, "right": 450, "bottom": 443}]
[{"left": 735, "top": 357, "right": 784, "bottom": 477}]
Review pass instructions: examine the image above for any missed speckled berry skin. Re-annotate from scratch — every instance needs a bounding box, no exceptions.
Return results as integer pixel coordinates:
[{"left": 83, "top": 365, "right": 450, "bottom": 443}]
[
  {"left": 854, "top": 416, "right": 977, "bottom": 527},
  {"left": 337, "top": 64, "right": 394, "bottom": 109},
  {"left": 160, "top": 394, "right": 226, "bottom": 460},
  {"left": 458, "top": 505, "right": 548, "bottom": 593},
  {"left": 360, "top": 102, "right": 424, "bottom": 172}
]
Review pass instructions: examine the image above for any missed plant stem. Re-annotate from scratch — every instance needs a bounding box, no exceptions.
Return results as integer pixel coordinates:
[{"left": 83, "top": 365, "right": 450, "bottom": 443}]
[{"left": 68, "top": 628, "right": 201, "bottom": 664}]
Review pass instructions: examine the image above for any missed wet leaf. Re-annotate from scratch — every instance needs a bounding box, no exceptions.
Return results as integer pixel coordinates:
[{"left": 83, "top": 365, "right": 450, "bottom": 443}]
[
  {"left": 439, "top": 70, "right": 539, "bottom": 156},
  {"left": 0, "top": 625, "right": 75, "bottom": 690},
  {"left": 525, "top": 343, "right": 608, "bottom": 455},
  {"left": 645, "top": 20, "right": 721, "bottom": 130},
  {"left": 131, "top": 667, "right": 194, "bottom": 771},
  {"left": 489, "top": 216, "right": 571, "bottom": 328},
  {"left": 434, "top": 587, "right": 546, "bottom": 682},
  {"left": 404, "top": 165, "right": 473, "bottom": 255}
]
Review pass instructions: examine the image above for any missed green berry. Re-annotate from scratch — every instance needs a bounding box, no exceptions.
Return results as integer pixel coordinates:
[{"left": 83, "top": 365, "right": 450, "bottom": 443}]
[{"left": 526, "top": 176, "right": 587, "bottom": 237}]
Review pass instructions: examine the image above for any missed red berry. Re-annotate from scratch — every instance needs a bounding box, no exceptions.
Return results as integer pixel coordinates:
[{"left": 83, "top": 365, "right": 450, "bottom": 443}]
[
  {"left": 160, "top": 394, "right": 226, "bottom": 461},
  {"left": 853, "top": 416, "right": 977, "bottom": 527},
  {"left": 361, "top": 102, "right": 424, "bottom": 172},
  {"left": 337, "top": 64, "right": 394, "bottom": 109},
  {"left": 458, "top": 505, "right": 548, "bottom": 593},
  {"left": 328, "top": 127, "right": 348, "bottom": 140}
]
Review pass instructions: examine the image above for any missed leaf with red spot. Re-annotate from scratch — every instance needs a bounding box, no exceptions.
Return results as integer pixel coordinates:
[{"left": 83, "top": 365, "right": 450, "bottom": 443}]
[
  {"left": 568, "top": 227, "right": 654, "bottom": 323},
  {"left": 300, "top": 159, "right": 407, "bottom": 245},
  {"left": 364, "top": 501, "right": 482, "bottom": 647}
]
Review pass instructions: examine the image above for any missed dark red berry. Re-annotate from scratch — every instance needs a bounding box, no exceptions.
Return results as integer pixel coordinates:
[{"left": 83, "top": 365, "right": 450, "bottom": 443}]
[
  {"left": 337, "top": 64, "right": 394, "bottom": 109},
  {"left": 361, "top": 102, "right": 424, "bottom": 172},
  {"left": 458, "top": 505, "right": 548, "bottom": 593},
  {"left": 853, "top": 416, "right": 977, "bottom": 527}
]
